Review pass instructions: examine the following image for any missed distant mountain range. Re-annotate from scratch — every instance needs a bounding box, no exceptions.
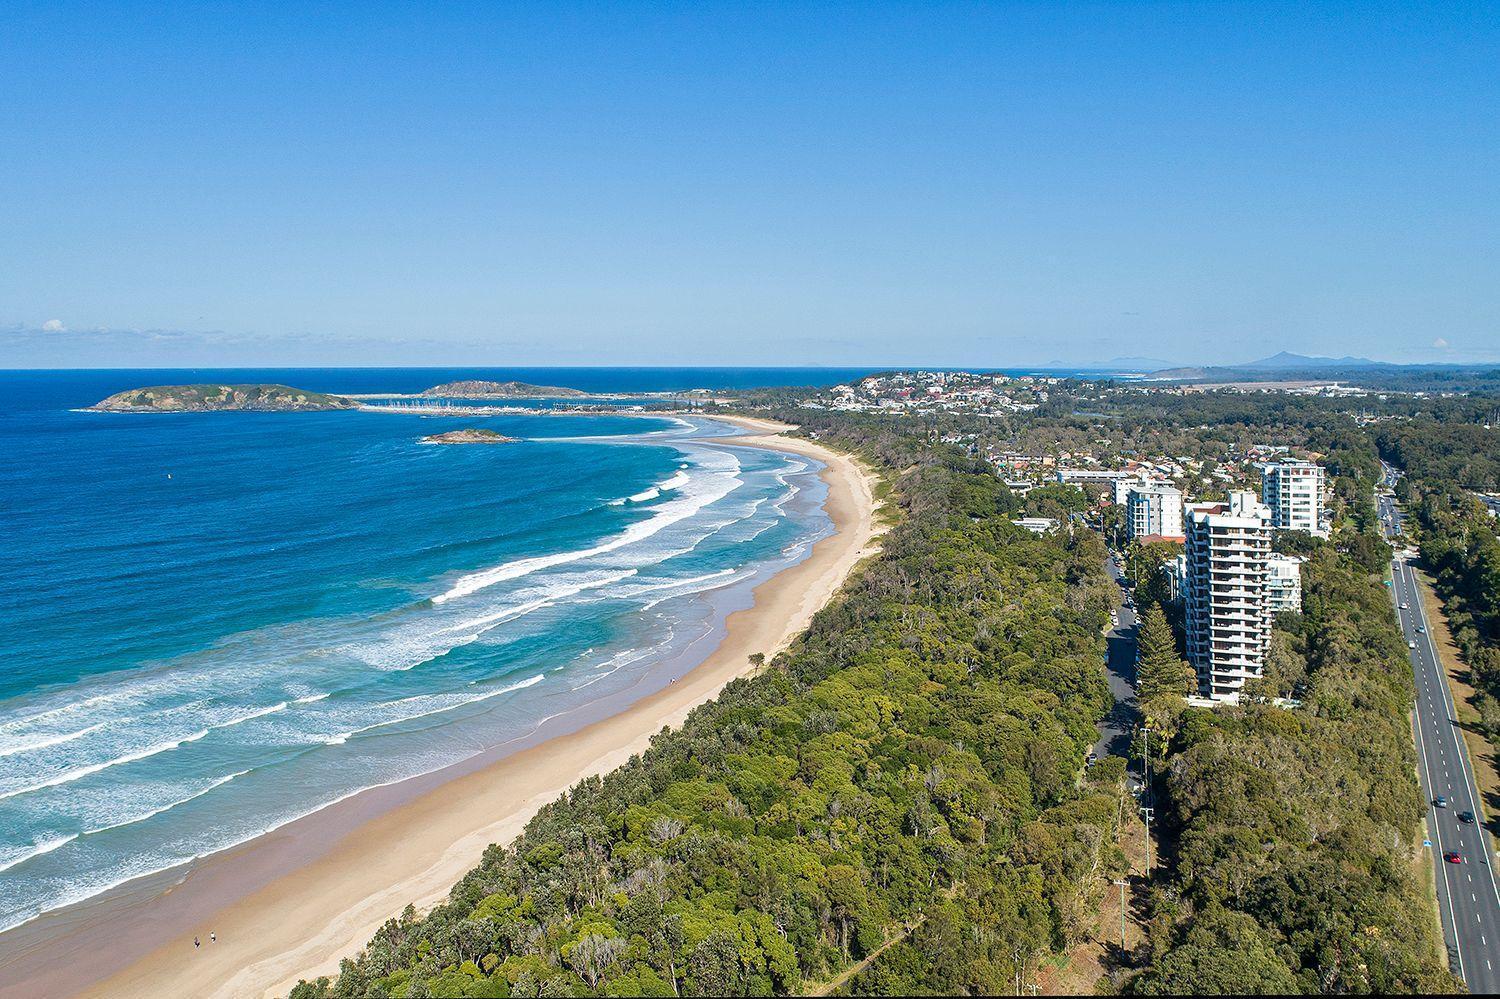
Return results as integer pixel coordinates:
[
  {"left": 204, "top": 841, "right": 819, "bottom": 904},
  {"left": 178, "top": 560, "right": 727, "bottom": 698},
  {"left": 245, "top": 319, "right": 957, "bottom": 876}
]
[
  {"left": 1238, "top": 350, "right": 1381, "bottom": 370},
  {"left": 1058, "top": 351, "right": 1386, "bottom": 375},
  {"left": 1145, "top": 351, "right": 1391, "bottom": 380},
  {"left": 1125, "top": 350, "right": 1500, "bottom": 389}
]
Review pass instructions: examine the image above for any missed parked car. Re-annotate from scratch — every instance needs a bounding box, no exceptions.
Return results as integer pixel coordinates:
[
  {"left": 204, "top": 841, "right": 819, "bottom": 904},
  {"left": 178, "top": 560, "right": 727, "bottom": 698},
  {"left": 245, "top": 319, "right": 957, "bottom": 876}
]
[
  {"left": 1445, "top": 851, "right": 1464, "bottom": 864},
  {"left": 1434, "top": 795, "right": 1449, "bottom": 808}
]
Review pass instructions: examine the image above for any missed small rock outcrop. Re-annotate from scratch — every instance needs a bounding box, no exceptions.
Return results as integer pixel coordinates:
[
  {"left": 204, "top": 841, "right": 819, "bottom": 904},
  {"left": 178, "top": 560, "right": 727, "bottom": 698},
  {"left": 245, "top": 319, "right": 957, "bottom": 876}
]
[{"left": 419, "top": 429, "right": 519, "bottom": 445}]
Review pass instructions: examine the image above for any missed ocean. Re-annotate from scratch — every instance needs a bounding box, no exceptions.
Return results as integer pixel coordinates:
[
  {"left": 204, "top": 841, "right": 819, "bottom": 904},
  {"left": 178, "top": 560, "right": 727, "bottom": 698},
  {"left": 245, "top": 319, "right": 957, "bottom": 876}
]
[{"left": 0, "top": 368, "right": 859, "bottom": 934}]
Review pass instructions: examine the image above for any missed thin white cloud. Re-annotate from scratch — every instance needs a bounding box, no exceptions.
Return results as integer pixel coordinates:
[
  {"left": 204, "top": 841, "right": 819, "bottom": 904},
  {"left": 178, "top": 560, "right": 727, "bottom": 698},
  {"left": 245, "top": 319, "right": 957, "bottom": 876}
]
[{"left": 0, "top": 322, "right": 530, "bottom": 367}]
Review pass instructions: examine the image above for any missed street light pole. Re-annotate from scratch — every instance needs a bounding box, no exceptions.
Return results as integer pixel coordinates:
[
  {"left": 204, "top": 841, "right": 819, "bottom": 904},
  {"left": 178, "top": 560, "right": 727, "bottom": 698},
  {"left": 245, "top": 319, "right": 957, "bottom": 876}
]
[
  {"left": 1142, "top": 804, "right": 1153, "bottom": 871},
  {"left": 1112, "top": 879, "right": 1128, "bottom": 948},
  {"left": 1142, "top": 725, "right": 1152, "bottom": 872}
]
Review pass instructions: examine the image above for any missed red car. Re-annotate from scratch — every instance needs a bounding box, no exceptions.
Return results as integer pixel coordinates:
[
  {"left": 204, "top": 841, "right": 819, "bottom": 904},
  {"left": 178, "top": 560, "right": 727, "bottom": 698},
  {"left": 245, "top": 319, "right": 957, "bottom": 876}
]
[{"left": 1445, "top": 851, "right": 1464, "bottom": 864}]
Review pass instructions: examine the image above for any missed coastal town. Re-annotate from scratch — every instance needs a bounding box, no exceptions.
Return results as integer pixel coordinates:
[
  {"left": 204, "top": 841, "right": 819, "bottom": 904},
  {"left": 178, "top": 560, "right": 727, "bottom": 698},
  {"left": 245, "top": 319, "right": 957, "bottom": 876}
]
[{"left": 8, "top": 3, "right": 1500, "bottom": 997}]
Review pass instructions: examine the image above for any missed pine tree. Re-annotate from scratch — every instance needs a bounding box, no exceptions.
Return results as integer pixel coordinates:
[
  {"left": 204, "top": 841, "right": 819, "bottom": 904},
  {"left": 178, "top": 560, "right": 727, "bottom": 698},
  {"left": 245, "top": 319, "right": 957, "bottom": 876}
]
[{"left": 1136, "top": 604, "right": 1195, "bottom": 703}]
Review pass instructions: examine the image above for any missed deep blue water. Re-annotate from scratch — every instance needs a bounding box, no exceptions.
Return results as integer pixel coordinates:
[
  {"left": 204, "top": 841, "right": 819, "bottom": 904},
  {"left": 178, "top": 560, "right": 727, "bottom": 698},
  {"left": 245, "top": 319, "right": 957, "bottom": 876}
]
[{"left": 0, "top": 369, "right": 836, "bottom": 932}]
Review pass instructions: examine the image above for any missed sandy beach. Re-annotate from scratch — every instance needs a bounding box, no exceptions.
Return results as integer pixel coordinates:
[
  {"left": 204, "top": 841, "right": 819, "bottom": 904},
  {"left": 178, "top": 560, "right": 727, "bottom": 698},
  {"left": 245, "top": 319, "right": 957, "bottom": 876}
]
[{"left": 1, "top": 417, "right": 882, "bottom": 999}]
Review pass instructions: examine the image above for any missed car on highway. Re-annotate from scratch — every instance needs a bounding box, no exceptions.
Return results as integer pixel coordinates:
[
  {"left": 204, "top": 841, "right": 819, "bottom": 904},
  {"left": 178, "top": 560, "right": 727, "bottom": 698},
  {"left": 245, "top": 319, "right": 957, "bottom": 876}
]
[
  {"left": 1434, "top": 795, "right": 1449, "bottom": 808},
  {"left": 1459, "top": 810, "right": 1476, "bottom": 824},
  {"left": 1445, "top": 851, "right": 1464, "bottom": 864},
  {"left": 1416, "top": 625, "right": 1426, "bottom": 634},
  {"left": 1409, "top": 640, "right": 1418, "bottom": 648},
  {"left": 1400, "top": 602, "right": 1410, "bottom": 609}
]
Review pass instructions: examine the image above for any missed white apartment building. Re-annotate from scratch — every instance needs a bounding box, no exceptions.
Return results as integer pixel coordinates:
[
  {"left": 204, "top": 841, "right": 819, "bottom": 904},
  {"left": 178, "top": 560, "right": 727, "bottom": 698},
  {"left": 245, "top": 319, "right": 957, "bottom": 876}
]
[
  {"left": 1113, "top": 473, "right": 1150, "bottom": 505},
  {"left": 1125, "top": 482, "right": 1184, "bottom": 540},
  {"left": 1261, "top": 461, "right": 1326, "bottom": 535},
  {"left": 1267, "top": 554, "right": 1305, "bottom": 614},
  {"left": 1010, "top": 517, "right": 1060, "bottom": 535},
  {"left": 1056, "top": 468, "right": 1136, "bottom": 486},
  {"left": 1183, "top": 491, "right": 1274, "bottom": 703},
  {"left": 1163, "top": 553, "right": 1187, "bottom": 604}
]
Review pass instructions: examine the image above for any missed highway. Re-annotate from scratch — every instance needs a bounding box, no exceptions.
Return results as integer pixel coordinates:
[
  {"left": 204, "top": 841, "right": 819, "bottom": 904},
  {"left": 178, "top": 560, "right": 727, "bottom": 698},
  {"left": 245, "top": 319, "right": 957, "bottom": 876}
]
[{"left": 1382, "top": 473, "right": 1500, "bottom": 991}]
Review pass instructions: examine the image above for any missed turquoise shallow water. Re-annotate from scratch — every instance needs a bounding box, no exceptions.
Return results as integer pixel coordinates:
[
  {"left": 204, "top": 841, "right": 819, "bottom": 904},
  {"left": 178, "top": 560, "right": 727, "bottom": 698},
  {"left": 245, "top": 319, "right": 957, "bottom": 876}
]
[{"left": 0, "top": 371, "right": 831, "bottom": 932}]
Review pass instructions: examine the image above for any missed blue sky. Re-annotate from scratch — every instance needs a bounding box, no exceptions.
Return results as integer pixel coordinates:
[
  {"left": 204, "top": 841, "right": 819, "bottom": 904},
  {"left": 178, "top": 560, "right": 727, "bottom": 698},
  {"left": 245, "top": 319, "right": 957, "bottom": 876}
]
[{"left": 2, "top": 2, "right": 1496, "bottom": 368}]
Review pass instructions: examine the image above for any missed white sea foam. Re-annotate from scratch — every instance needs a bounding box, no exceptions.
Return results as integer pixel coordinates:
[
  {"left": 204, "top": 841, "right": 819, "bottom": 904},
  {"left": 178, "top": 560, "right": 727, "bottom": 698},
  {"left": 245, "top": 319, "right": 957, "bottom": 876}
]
[
  {"left": 0, "top": 721, "right": 109, "bottom": 758},
  {"left": 439, "top": 569, "right": 638, "bottom": 636},
  {"left": 734, "top": 517, "right": 780, "bottom": 545},
  {"left": 568, "top": 646, "right": 655, "bottom": 692},
  {"left": 614, "top": 568, "right": 739, "bottom": 598},
  {"left": 0, "top": 834, "right": 79, "bottom": 875},
  {"left": 339, "top": 569, "right": 639, "bottom": 675},
  {"left": 81, "top": 769, "right": 252, "bottom": 837},
  {"left": 432, "top": 453, "right": 741, "bottom": 605},
  {"left": 436, "top": 597, "right": 554, "bottom": 636},
  {"left": 320, "top": 673, "right": 545, "bottom": 744},
  {"left": 218, "top": 702, "right": 289, "bottom": 728},
  {"left": 607, "top": 466, "right": 694, "bottom": 506},
  {"left": 0, "top": 693, "right": 121, "bottom": 739},
  {"left": 0, "top": 728, "right": 212, "bottom": 802}
]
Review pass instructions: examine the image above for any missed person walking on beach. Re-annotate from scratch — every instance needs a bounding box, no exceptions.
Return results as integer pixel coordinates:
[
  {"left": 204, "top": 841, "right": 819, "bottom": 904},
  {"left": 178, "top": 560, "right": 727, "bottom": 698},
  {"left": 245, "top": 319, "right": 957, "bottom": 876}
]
[
  {"left": 210, "top": 932, "right": 217, "bottom": 944},
  {"left": 194, "top": 937, "right": 200, "bottom": 949}
]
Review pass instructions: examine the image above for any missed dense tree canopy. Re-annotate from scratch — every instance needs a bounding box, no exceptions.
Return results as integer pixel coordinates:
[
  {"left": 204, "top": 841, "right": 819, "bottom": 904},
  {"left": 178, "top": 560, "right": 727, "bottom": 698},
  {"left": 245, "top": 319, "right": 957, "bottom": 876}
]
[{"left": 1378, "top": 420, "right": 1500, "bottom": 491}]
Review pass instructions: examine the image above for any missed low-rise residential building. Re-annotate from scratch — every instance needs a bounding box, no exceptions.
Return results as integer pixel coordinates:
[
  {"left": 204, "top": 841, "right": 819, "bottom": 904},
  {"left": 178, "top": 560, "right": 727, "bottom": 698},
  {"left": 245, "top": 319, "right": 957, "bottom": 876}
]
[
  {"left": 1125, "top": 482, "right": 1184, "bottom": 541},
  {"left": 1267, "top": 553, "right": 1305, "bottom": 613},
  {"left": 1056, "top": 468, "right": 1136, "bottom": 486},
  {"left": 1011, "top": 517, "right": 1060, "bottom": 535}
]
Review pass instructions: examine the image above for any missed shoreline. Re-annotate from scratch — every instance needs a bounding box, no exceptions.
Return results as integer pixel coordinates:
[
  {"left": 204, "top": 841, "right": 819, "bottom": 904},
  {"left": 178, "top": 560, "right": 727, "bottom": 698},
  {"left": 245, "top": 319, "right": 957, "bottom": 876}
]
[{"left": 1, "top": 416, "right": 883, "bottom": 999}]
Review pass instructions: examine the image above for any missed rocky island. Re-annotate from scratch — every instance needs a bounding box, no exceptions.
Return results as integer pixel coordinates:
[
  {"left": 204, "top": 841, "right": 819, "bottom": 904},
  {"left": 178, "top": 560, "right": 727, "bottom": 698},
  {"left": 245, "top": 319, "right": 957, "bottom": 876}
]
[
  {"left": 419, "top": 428, "right": 519, "bottom": 445},
  {"left": 420, "top": 380, "right": 588, "bottom": 398},
  {"left": 89, "top": 384, "right": 358, "bottom": 412}
]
